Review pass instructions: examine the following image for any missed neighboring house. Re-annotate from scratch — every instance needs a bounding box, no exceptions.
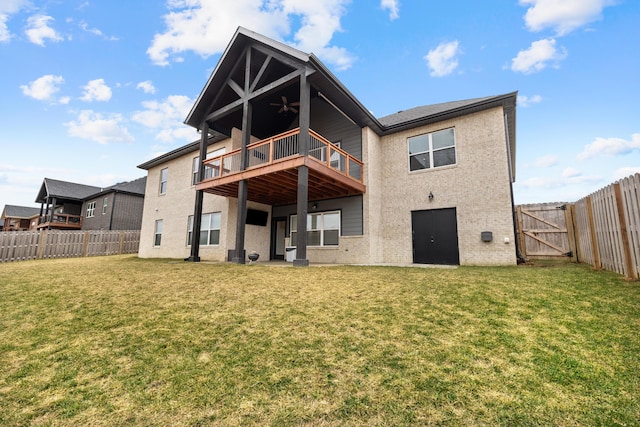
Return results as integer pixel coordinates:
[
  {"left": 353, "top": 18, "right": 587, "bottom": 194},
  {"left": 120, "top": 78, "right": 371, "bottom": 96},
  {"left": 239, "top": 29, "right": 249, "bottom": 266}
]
[
  {"left": 80, "top": 177, "right": 147, "bottom": 230},
  {"left": 0, "top": 205, "right": 41, "bottom": 231},
  {"left": 137, "top": 27, "right": 518, "bottom": 266},
  {"left": 34, "top": 177, "right": 146, "bottom": 230}
]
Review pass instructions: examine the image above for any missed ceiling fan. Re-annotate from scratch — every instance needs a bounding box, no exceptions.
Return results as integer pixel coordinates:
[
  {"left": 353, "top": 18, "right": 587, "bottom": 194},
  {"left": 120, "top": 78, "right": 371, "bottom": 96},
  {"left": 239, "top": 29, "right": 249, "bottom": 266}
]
[{"left": 270, "top": 96, "right": 299, "bottom": 114}]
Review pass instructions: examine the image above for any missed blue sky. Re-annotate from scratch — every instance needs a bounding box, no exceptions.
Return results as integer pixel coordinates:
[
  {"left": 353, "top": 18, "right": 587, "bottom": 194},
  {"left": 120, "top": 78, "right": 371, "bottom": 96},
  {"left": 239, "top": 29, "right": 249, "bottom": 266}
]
[{"left": 1, "top": 0, "right": 638, "bottom": 211}]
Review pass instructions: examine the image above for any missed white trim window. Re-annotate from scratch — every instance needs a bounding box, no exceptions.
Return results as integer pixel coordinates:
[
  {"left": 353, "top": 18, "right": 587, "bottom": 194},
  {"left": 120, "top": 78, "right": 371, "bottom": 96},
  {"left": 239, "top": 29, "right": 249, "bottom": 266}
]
[
  {"left": 102, "top": 197, "right": 108, "bottom": 215},
  {"left": 159, "top": 168, "right": 168, "bottom": 194},
  {"left": 187, "top": 212, "right": 221, "bottom": 246},
  {"left": 192, "top": 148, "right": 226, "bottom": 184},
  {"left": 154, "top": 220, "right": 163, "bottom": 246},
  {"left": 408, "top": 128, "right": 456, "bottom": 171},
  {"left": 86, "top": 201, "right": 96, "bottom": 218},
  {"left": 290, "top": 211, "right": 340, "bottom": 247}
]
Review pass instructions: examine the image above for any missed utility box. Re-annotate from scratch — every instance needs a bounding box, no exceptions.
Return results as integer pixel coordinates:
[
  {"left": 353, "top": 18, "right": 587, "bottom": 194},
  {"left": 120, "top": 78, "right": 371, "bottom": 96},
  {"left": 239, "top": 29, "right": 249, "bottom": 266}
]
[
  {"left": 481, "top": 231, "right": 493, "bottom": 242},
  {"left": 285, "top": 246, "right": 296, "bottom": 262}
]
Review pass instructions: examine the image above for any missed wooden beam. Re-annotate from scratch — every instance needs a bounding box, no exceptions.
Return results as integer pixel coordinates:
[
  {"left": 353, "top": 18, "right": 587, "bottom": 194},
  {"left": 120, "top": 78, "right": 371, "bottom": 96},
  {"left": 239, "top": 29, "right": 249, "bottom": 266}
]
[
  {"left": 521, "top": 209, "right": 562, "bottom": 229},
  {"left": 523, "top": 231, "right": 566, "bottom": 253},
  {"left": 227, "top": 79, "right": 244, "bottom": 98},
  {"left": 249, "top": 54, "right": 272, "bottom": 93}
]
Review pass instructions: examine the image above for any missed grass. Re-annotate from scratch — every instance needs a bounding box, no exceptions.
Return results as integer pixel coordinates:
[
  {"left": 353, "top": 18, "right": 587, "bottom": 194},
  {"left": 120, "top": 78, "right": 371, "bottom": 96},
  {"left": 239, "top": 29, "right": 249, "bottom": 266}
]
[{"left": 0, "top": 256, "right": 639, "bottom": 426}]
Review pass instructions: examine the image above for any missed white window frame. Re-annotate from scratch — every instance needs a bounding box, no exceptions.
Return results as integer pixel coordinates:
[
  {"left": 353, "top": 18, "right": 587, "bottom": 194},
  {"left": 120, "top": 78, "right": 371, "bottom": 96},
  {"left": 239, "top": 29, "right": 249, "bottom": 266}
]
[
  {"left": 86, "top": 201, "right": 96, "bottom": 218},
  {"left": 154, "top": 220, "right": 163, "bottom": 247},
  {"left": 159, "top": 168, "right": 168, "bottom": 194},
  {"left": 102, "top": 197, "right": 108, "bottom": 215},
  {"left": 193, "top": 148, "right": 226, "bottom": 185},
  {"left": 290, "top": 210, "right": 340, "bottom": 247},
  {"left": 187, "top": 212, "right": 221, "bottom": 246},
  {"left": 408, "top": 128, "right": 456, "bottom": 172}
]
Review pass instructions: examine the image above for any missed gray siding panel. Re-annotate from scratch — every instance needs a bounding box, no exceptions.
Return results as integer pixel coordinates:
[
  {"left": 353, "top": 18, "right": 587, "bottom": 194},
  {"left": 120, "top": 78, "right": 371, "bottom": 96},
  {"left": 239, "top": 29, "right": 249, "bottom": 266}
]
[
  {"left": 273, "top": 195, "right": 363, "bottom": 236},
  {"left": 112, "top": 193, "right": 145, "bottom": 230},
  {"left": 310, "top": 98, "right": 362, "bottom": 159}
]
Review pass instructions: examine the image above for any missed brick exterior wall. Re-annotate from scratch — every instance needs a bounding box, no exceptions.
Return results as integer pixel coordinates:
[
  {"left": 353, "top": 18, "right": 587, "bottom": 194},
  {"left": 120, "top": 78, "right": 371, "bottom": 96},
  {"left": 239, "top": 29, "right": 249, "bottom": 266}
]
[{"left": 138, "top": 107, "right": 516, "bottom": 266}]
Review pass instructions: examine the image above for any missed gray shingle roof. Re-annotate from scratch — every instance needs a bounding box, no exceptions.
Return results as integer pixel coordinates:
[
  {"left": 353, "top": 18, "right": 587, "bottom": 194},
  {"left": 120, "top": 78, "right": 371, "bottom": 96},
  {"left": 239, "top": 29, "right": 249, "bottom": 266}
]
[
  {"left": 2, "top": 205, "right": 41, "bottom": 218},
  {"left": 36, "top": 178, "right": 102, "bottom": 203},
  {"left": 86, "top": 177, "right": 147, "bottom": 199},
  {"left": 377, "top": 95, "right": 499, "bottom": 127}
]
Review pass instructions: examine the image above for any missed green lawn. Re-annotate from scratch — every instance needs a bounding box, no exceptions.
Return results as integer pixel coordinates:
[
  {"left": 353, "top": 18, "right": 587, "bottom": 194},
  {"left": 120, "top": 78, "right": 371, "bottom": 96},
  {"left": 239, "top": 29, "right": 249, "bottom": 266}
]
[{"left": 0, "top": 256, "right": 638, "bottom": 426}]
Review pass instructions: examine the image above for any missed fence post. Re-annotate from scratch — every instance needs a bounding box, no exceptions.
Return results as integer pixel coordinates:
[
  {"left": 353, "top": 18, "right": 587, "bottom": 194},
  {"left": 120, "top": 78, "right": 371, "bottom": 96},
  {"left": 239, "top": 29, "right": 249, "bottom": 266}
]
[
  {"left": 565, "top": 204, "right": 578, "bottom": 263},
  {"left": 37, "top": 229, "right": 47, "bottom": 260},
  {"left": 82, "top": 231, "right": 89, "bottom": 257},
  {"left": 585, "top": 196, "right": 601, "bottom": 270},
  {"left": 515, "top": 205, "right": 526, "bottom": 258},
  {"left": 613, "top": 183, "right": 634, "bottom": 279},
  {"left": 119, "top": 231, "right": 125, "bottom": 254}
]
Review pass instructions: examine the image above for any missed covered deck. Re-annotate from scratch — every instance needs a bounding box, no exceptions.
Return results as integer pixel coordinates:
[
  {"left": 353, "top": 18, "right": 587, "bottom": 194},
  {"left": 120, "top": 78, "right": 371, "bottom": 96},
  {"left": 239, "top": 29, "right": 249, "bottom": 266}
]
[
  {"left": 195, "top": 128, "right": 365, "bottom": 205},
  {"left": 37, "top": 214, "right": 83, "bottom": 230}
]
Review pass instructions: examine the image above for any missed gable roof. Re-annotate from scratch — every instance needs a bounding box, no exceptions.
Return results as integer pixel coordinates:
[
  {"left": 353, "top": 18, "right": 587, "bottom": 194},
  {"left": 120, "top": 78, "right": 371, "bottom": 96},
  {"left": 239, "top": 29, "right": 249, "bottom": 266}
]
[
  {"left": 1, "top": 205, "right": 41, "bottom": 219},
  {"left": 142, "top": 27, "right": 517, "bottom": 177},
  {"left": 84, "top": 177, "right": 147, "bottom": 199},
  {"left": 35, "top": 178, "right": 103, "bottom": 204}
]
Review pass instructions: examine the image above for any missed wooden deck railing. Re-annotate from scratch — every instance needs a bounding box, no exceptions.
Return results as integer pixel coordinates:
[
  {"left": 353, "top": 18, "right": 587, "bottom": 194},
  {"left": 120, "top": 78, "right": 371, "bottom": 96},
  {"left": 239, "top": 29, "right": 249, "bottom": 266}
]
[
  {"left": 38, "top": 213, "right": 82, "bottom": 229},
  {"left": 202, "top": 128, "right": 364, "bottom": 183}
]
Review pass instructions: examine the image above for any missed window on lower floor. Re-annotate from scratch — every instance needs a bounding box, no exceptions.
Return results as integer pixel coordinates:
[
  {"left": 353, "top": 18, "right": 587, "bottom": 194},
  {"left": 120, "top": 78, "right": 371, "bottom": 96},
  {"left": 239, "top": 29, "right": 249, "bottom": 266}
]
[
  {"left": 408, "top": 128, "right": 456, "bottom": 171},
  {"left": 290, "top": 211, "right": 340, "bottom": 247},
  {"left": 86, "top": 201, "right": 96, "bottom": 218},
  {"left": 154, "top": 220, "right": 163, "bottom": 246},
  {"left": 187, "top": 212, "right": 221, "bottom": 246}
]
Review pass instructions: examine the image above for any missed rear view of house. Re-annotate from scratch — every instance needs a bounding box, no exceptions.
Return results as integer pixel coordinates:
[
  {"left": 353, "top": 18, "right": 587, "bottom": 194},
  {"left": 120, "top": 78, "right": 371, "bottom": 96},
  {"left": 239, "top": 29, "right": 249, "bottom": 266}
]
[{"left": 138, "top": 27, "right": 517, "bottom": 266}]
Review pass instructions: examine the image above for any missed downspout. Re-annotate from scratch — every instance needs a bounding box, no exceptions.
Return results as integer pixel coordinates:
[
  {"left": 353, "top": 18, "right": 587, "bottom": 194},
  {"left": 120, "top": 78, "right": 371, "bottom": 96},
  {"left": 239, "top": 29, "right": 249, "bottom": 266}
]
[
  {"left": 108, "top": 192, "right": 116, "bottom": 230},
  {"left": 504, "top": 112, "right": 526, "bottom": 264}
]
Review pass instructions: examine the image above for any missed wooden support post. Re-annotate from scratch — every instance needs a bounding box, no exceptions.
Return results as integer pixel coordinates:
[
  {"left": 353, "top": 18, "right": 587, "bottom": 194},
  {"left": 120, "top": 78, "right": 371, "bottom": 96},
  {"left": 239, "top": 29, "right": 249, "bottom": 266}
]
[
  {"left": 586, "top": 196, "right": 601, "bottom": 269},
  {"left": 293, "top": 72, "right": 311, "bottom": 267},
  {"left": 515, "top": 206, "right": 526, "bottom": 258},
  {"left": 37, "top": 229, "right": 47, "bottom": 259},
  {"left": 188, "top": 121, "right": 209, "bottom": 262},
  {"left": 565, "top": 204, "right": 578, "bottom": 263},
  {"left": 614, "top": 183, "right": 635, "bottom": 279}
]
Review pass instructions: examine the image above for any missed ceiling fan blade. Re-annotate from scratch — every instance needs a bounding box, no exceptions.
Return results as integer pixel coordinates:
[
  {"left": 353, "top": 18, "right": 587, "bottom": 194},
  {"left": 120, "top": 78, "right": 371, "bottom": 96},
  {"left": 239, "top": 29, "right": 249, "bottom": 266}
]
[
  {"left": 282, "top": 95, "right": 287, "bottom": 104},
  {"left": 269, "top": 103, "right": 281, "bottom": 106},
  {"left": 278, "top": 107, "right": 285, "bottom": 114},
  {"left": 290, "top": 102, "right": 300, "bottom": 106},
  {"left": 290, "top": 107, "right": 298, "bottom": 114}
]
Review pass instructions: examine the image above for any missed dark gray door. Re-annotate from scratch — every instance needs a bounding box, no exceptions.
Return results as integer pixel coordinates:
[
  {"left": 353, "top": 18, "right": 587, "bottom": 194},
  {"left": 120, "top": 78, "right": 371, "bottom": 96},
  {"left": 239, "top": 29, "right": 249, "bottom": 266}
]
[
  {"left": 412, "top": 208, "right": 459, "bottom": 265},
  {"left": 271, "top": 217, "right": 287, "bottom": 260}
]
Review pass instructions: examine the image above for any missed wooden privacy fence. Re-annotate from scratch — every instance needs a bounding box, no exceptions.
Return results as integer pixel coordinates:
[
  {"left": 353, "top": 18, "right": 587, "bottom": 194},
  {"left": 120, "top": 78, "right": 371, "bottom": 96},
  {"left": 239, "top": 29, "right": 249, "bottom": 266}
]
[
  {"left": 516, "top": 173, "right": 640, "bottom": 279},
  {"left": 572, "top": 174, "right": 640, "bottom": 279},
  {"left": 0, "top": 230, "right": 140, "bottom": 263}
]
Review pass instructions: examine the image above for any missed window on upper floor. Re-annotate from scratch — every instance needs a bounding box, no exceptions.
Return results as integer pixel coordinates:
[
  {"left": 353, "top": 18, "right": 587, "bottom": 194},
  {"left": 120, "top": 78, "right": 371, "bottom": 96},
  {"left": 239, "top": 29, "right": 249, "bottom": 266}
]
[
  {"left": 86, "top": 201, "right": 96, "bottom": 218},
  {"left": 290, "top": 211, "right": 340, "bottom": 247},
  {"left": 159, "top": 168, "right": 168, "bottom": 194},
  {"left": 102, "top": 197, "right": 108, "bottom": 214},
  {"left": 187, "top": 212, "right": 221, "bottom": 246},
  {"left": 192, "top": 148, "right": 226, "bottom": 185},
  {"left": 408, "top": 128, "right": 456, "bottom": 172}
]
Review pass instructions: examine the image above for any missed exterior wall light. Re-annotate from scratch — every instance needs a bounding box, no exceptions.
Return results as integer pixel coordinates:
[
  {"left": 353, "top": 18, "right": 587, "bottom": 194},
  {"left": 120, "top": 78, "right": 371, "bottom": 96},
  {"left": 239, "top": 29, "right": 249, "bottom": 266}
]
[{"left": 428, "top": 192, "right": 434, "bottom": 201}]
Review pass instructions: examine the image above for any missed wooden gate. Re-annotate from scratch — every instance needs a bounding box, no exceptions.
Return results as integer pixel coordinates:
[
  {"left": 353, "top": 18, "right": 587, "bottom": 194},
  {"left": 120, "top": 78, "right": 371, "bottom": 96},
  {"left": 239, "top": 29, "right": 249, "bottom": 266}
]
[{"left": 515, "top": 203, "right": 576, "bottom": 259}]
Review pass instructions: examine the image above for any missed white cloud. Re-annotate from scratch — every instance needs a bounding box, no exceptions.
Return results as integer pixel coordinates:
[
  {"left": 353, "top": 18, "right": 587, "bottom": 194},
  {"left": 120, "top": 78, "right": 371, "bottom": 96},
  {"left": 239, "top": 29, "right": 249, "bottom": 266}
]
[
  {"left": 0, "top": 0, "right": 29, "bottom": 42},
  {"left": 511, "top": 38, "right": 567, "bottom": 74},
  {"left": 381, "top": 0, "right": 399, "bottom": 20},
  {"left": 80, "top": 79, "right": 112, "bottom": 102},
  {"left": 534, "top": 154, "right": 558, "bottom": 168},
  {"left": 613, "top": 167, "right": 640, "bottom": 181},
  {"left": 578, "top": 133, "right": 640, "bottom": 160},
  {"left": 78, "top": 20, "right": 119, "bottom": 40},
  {"left": 20, "top": 74, "right": 64, "bottom": 101},
  {"left": 520, "top": 0, "right": 614, "bottom": 36},
  {"left": 65, "top": 110, "right": 134, "bottom": 144},
  {"left": 517, "top": 94, "right": 543, "bottom": 107},
  {"left": 519, "top": 170, "right": 602, "bottom": 189},
  {"left": 132, "top": 95, "right": 195, "bottom": 143},
  {"left": 147, "top": 0, "right": 355, "bottom": 71},
  {"left": 425, "top": 40, "right": 460, "bottom": 77},
  {"left": 25, "top": 14, "right": 63, "bottom": 46},
  {"left": 136, "top": 80, "right": 157, "bottom": 94}
]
